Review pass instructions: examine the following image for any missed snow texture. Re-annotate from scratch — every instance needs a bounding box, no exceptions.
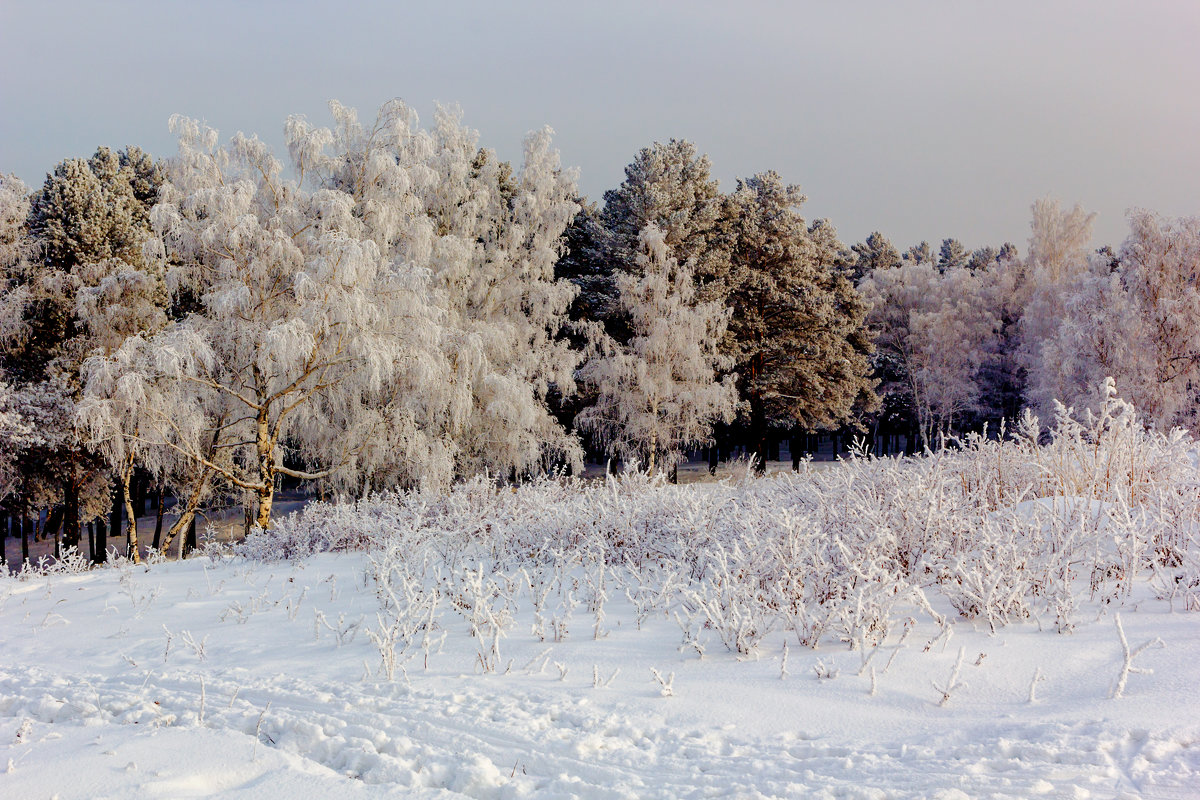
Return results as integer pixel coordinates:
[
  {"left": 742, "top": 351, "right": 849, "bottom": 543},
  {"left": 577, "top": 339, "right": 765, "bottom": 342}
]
[{"left": 3, "top": 408, "right": 1199, "bottom": 798}]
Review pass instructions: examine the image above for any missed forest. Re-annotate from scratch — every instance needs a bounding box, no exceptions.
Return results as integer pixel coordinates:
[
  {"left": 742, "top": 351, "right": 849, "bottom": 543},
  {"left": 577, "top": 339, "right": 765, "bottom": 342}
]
[{"left": 2, "top": 98, "right": 1199, "bottom": 567}]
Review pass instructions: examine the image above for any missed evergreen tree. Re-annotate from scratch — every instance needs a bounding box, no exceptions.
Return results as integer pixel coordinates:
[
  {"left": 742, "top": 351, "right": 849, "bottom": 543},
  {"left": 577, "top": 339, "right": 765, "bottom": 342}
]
[
  {"left": 850, "top": 231, "right": 902, "bottom": 283},
  {"left": 903, "top": 241, "right": 932, "bottom": 264},
  {"left": 967, "top": 246, "right": 998, "bottom": 272},
  {"left": 1, "top": 152, "right": 163, "bottom": 558},
  {"left": 936, "top": 238, "right": 970, "bottom": 272},
  {"left": 719, "top": 172, "right": 876, "bottom": 469},
  {"left": 600, "top": 139, "right": 724, "bottom": 281}
]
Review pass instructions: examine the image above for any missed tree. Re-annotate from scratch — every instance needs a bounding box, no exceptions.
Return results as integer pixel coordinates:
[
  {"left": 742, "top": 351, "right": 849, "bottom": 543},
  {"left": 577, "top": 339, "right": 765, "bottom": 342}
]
[
  {"left": 85, "top": 113, "right": 449, "bottom": 535},
  {"left": 577, "top": 139, "right": 729, "bottom": 339},
  {"left": 904, "top": 241, "right": 932, "bottom": 265},
  {"left": 1018, "top": 197, "right": 1097, "bottom": 418},
  {"left": 600, "top": 139, "right": 725, "bottom": 282},
  {"left": 973, "top": 251, "right": 1029, "bottom": 424},
  {"left": 556, "top": 198, "right": 611, "bottom": 326},
  {"left": 289, "top": 100, "right": 585, "bottom": 483},
  {"left": 575, "top": 225, "right": 736, "bottom": 471},
  {"left": 860, "top": 261, "right": 998, "bottom": 450},
  {"left": 967, "top": 246, "right": 998, "bottom": 272},
  {"left": 719, "top": 172, "right": 876, "bottom": 468},
  {"left": 3, "top": 151, "right": 164, "bottom": 558},
  {"left": 1031, "top": 211, "right": 1200, "bottom": 433},
  {"left": 0, "top": 380, "right": 35, "bottom": 511},
  {"left": 850, "top": 231, "right": 902, "bottom": 283},
  {"left": 936, "top": 238, "right": 969, "bottom": 272}
]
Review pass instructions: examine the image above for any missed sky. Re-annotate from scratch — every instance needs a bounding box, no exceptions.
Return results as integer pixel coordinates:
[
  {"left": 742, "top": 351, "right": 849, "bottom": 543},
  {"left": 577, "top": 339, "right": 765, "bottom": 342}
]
[{"left": 1, "top": 0, "right": 1197, "bottom": 251}]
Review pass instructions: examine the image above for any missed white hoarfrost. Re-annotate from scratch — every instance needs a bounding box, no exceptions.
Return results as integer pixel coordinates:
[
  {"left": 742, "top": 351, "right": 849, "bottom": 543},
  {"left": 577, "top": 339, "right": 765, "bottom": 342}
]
[
  {"left": 576, "top": 224, "right": 736, "bottom": 471},
  {"left": 78, "top": 100, "right": 585, "bottom": 544},
  {"left": 2, "top": 384, "right": 1198, "bottom": 798}
]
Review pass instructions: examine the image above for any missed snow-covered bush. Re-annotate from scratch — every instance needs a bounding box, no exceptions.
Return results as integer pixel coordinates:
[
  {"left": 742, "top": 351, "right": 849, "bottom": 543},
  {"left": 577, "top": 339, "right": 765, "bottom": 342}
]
[{"left": 227, "top": 382, "right": 1199, "bottom": 657}]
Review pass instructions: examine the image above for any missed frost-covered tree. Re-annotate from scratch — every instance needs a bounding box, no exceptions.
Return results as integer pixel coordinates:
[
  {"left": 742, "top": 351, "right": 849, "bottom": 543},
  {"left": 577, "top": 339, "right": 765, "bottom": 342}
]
[
  {"left": 28, "top": 147, "right": 149, "bottom": 274},
  {"left": 1018, "top": 198, "right": 1097, "bottom": 417},
  {"left": 555, "top": 198, "right": 610, "bottom": 325},
  {"left": 903, "top": 241, "right": 932, "bottom": 265},
  {"left": 287, "top": 100, "right": 584, "bottom": 483},
  {"left": 719, "top": 172, "right": 876, "bottom": 467},
  {"left": 576, "top": 225, "right": 736, "bottom": 471},
  {"left": 0, "top": 381, "right": 34, "bottom": 508},
  {"left": 571, "top": 139, "right": 729, "bottom": 343},
  {"left": 3, "top": 151, "right": 165, "bottom": 556},
  {"left": 973, "top": 251, "right": 1030, "bottom": 424},
  {"left": 599, "top": 139, "right": 725, "bottom": 286},
  {"left": 850, "top": 231, "right": 902, "bottom": 282},
  {"left": 1116, "top": 210, "right": 1200, "bottom": 430},
  {"left": 86, "top": 113, "right": 450, "bottom": 533},
  {"left": 860, "top": 261, "right": 998, "bottom": 449},
  {"left": 936, "top": 238, "right": 970, "bottom": 272},
  {"left": 1032, "top": 211, "right": 1200, "bottom": 433}
]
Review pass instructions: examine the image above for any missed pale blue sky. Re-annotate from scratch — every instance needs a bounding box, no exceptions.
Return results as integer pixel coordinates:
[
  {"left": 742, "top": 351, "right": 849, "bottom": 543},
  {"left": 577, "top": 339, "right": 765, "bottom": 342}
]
[{"left": 2, "top": 1, "right": 1197, "bottom": 251}]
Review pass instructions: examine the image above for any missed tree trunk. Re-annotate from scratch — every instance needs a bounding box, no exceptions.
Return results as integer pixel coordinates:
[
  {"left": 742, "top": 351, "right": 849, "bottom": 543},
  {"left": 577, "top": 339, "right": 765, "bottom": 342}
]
[
  {"left": 133, "top": 470, "right": 147, "bottom": 518},
  {"left": 254, "top": 407, "right": 275, "bottom": 530},
  {"left": 160, "top": 468, "right": 211, "bottom": 555},
  {"left": 152, "top": 485, "right": 164, "bottom": 551},
  {"left": 93, "top": 512, "right": 107, "bottom": 565},
  {"left": 121, "top": 462, "right": 140, "bottom": 564},
  {"left": 184, "top": 517, "right": 197, "bottom": 558},
  {"left": 748, "top": 395, "right": 769, "bottom": 475},
  {"left": 62, "top": 478, "right": 80, "bottom": 550},
  {"left": 43, "top": 506, "right": 64, "bottom": 546},
  {"left": 21, "top": 510, "right": 31, "bottom": 566}
]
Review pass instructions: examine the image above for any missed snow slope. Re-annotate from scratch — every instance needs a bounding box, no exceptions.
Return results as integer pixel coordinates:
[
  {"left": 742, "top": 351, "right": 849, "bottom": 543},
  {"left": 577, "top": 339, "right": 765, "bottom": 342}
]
[{"left": 1, "top": 546, "right": 1196, "bottom": 799}]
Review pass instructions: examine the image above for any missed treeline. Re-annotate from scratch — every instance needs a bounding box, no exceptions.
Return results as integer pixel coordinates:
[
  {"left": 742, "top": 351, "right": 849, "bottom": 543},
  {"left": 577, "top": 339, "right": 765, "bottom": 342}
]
[{"left": 2, "top": 100, "right": 1198, "bottom": 566}]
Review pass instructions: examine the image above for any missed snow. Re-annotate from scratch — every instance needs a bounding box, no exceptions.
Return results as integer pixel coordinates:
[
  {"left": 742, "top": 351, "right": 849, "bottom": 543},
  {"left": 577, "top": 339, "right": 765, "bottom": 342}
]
[
  {"left": 2, "top": 518, "right": 1198, "bottom": 798},
  {"left": 5, "top": 416, "right": 1200, "bottom": 799}
]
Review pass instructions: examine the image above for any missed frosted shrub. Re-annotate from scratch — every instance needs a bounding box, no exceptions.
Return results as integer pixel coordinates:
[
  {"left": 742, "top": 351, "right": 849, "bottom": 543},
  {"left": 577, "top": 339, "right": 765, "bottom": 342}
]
[
  {"left": 683, "top": 540, "right": 774, "bottom": 656},
  {"left": 224, "top": 380, "right": 1199, "bottom": 667}
]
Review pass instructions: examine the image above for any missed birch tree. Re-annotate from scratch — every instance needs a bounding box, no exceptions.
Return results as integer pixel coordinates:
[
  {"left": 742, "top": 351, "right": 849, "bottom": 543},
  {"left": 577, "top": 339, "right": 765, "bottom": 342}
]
[
  {"left": 83, "top": 114, "right": 448, "bottom": 538},
  {"left": 860, "top": 261, "right": 998, "bottom": 449},
  {"left": 1031, "top": 210, "right": 1200, "bottom": 433},
  {"left": 287, "top": 100, "right": 584, "bottom": 482},
  {"left": 576, "top": 225, "right": 736, "bottom": 470}
]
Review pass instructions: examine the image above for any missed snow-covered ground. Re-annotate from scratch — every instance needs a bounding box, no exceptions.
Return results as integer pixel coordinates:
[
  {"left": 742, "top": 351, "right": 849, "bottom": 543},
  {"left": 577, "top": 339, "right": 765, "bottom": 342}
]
[
  {"left": 5, "top": 403, "right": 1200, "bottom": 799},
  {"left": 1, "top": 547, "right": 1196, "bottom": 799}
]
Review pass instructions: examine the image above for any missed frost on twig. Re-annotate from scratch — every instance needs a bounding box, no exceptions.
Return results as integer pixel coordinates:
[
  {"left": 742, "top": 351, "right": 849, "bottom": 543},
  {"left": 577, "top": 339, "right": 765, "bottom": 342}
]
[
  {"left": 1110, "top": 613, "right": 1165, "bottom": 699},
  {"left": 650, "top": 667, "right": 675, "bottom": 697},
  {"left": 1027, "top": 666, "right": 1044, "bottom": 704},
  {"left": 932, "top": 647, "right": 968, "bottom": 706},
  {"left": 812, "top": 658, "right": 839, "bottom": 680}
]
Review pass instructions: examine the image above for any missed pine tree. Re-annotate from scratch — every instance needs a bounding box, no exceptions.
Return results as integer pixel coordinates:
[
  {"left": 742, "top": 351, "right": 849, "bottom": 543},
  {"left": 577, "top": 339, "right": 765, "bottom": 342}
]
[
  {"left": 936, "top": 238, "right": 970, "bottom": 272},
  {"left": 719, "top": 172, "right": 876, "bottom": 468},
  {"left": 903, "top": 241, "right": 932, "bottom": 265},
  {"left": 2, "top": 153, "right": 163, "bottom": 557},
  {"left": 850, "top": 231, "right": 902, "bottom": 283},
  {"left": 579, "top": 139, "right": 729, "bottom": 341}
]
